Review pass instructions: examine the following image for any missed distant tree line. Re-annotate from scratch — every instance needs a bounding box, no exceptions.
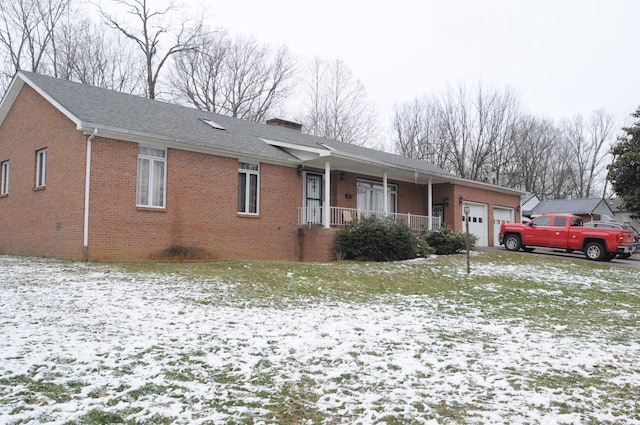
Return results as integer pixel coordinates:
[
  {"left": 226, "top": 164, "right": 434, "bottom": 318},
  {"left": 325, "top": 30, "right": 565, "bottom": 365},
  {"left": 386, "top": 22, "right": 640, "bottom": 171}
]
[
  {"left": 392, "top": 84, "right": 617, "bottom": 200},
  {"left": 0, "top": 0, "right": 635, "bottom": 205}
]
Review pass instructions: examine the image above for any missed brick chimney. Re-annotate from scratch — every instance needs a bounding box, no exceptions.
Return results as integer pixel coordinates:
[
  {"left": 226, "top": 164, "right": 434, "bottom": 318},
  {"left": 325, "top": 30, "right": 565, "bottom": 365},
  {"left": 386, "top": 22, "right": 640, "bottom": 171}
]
[{"left": 266, "top": 118, "right": 303, "bottom": 131}]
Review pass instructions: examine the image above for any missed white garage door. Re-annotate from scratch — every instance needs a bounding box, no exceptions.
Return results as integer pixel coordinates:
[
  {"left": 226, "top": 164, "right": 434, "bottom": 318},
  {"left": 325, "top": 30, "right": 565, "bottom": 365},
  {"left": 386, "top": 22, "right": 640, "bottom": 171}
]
[
  {"left": 493, "top": 207, "right": 514, "bottom": 247},
  {"left": 462, "top": 203, "right": 487, "bottom": 246}
]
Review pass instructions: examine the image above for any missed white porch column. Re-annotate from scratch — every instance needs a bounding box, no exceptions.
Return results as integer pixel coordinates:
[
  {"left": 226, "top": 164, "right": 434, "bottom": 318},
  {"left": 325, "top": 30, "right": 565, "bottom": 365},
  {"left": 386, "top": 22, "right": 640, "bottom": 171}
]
[
  {"left": 383, "top": 172, "right": 388, "bottom": 215},
  {"left": 427, "top": 178, "right": 433, "bottom": 230},
  {"left": 324, "top": 160, "right": 331, "bottom": 228}
]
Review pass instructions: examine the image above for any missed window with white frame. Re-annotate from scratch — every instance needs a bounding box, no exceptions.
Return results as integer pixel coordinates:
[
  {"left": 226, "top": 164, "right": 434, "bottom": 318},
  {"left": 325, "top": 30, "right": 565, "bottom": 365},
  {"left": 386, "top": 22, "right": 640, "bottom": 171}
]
[
  {"left": 1, "top": 160, "right": 9, "bottom": 195},
  {"left": 238, "top": 162, "right": 259, "bottom": 214},
  {"left": 136, "top": 146, "right": 166, "bottom": 208},
  {"left": 357, "top": 179, "right": 397, "bottom": 214},
  {"left": 36, "top": 148, "right": 47, "bottom": 188}
]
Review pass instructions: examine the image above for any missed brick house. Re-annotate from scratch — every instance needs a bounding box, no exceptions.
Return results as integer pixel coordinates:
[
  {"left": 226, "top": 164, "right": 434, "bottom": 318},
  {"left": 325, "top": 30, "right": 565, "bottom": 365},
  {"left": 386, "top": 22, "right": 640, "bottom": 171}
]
[{"left": 0, "top": 72, "right": 522, "bottom": 261}]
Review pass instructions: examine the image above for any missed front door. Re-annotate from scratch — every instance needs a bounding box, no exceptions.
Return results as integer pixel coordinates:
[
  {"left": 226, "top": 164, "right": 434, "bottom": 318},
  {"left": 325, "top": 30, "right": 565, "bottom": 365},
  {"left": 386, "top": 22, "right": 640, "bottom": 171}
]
[{"left": 305, "top": 173, "right": 323, "bottom": 224}]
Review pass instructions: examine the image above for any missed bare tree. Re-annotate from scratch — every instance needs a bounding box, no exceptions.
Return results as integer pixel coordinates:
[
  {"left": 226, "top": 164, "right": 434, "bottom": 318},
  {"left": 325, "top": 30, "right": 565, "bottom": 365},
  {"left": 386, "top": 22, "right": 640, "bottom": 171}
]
[
  {"left": 393, "top": 83, "right": 522, "bottom": 181},
  {"left": 392, "top": 97, "right": 449, "bottom": 169},
  {"left": 171, "top": 30, "right": 228, "bottom": 112},
  {"left": 0, "top": 0, "right": 70, "bottom": 88},
  {"left": 301, "top": 57, "right": 379, "bottom": 146},
  {"left": 505, "top": 116, "right": 567, "bottom": 198},
  {"left": 561, "top": 109, "right": 615, "bottom": 198},
  {"left": 99, "top": 0, "right": 205, "bottom": 99},
  {"left": 53, "top": 13, "right": 145, "bottom": 93},
  {"left": 171, "top": 31, "right": 295, "bottom": 121}
]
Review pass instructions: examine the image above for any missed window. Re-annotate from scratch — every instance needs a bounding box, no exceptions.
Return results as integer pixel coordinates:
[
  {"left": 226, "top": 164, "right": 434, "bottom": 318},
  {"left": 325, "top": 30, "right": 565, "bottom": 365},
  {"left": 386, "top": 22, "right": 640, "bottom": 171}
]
[
  {"left": 357, "top": 180, "right": 397, "bottom": 213},
  {"left": 531, "top": 216, "right": 552, "bottom": 226},
  {"left": 553, "top": 217, "right": 567, "bottom": 227},
  {"left": 238, "top": 162, "right": 259, "bottom": 214},
  {"left": 136, "top": 146, "right": 166, "bottom": 208},
  {"left": 36, "top": 148, "right": 47, "bottom": 187},
  {"left": 1, "top": 160, "right": 9, "bottom": 195}
]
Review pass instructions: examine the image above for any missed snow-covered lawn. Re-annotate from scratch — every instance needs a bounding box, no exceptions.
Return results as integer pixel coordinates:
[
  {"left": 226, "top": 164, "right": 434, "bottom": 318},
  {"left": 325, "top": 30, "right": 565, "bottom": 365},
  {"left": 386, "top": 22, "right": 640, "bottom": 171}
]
[{"left": 1, "top": 254, "right": 639, "bottom": 424}]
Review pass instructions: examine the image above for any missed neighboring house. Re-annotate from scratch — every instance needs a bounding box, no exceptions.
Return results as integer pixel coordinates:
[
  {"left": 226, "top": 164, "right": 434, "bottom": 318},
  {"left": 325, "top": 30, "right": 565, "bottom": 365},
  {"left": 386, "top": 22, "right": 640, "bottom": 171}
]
[
  {"left": 528, "top": 198, "right": 615, "bottom": 223},
  {"left": 0, "top": 72, "right": 523, "bottom": 262},
  {"left": 607, "top": 198, "right": 640, "bottom": 229}
]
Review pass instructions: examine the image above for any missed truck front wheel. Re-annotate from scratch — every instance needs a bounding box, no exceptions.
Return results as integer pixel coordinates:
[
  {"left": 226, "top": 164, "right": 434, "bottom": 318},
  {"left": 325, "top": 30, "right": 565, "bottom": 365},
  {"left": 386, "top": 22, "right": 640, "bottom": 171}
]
[
  {"left": 584, "top": 242, "right": 606, "bottom": 261},
  {"left": 504, "top": 234, "right": 522, "bottom": 251}
]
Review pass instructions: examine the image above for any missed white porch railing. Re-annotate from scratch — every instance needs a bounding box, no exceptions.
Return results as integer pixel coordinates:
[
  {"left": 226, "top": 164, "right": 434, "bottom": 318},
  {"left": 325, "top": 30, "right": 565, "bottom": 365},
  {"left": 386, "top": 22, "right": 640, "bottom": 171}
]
[{"left": 297, "top": 206, "right": 441, "bottom": 233}]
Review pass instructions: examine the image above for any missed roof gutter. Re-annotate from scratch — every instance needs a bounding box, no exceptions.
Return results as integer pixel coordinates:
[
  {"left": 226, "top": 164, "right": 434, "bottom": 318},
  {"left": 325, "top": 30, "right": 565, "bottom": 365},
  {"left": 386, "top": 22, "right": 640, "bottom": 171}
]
[{"left": 82, "top": 128, "right": 98, "bottom": 261}]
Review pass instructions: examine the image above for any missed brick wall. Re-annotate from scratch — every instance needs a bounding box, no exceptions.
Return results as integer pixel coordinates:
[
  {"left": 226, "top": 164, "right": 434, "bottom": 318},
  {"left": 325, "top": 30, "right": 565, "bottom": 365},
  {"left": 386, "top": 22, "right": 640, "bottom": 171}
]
[
  {"left": 0, "top": 85, "right": 306, "bottom": 262},
  {"left": 0, "top": 85, "right": 86, "bottom": 259},
  {"left": 87, "top": 140, "right": 303, "bottom": 261},
  {"left": 448, "top": 183, "right": 521, "bottom": 246},
  {"left": 295, "top": 227, "right": 338, "bottom": 261}
]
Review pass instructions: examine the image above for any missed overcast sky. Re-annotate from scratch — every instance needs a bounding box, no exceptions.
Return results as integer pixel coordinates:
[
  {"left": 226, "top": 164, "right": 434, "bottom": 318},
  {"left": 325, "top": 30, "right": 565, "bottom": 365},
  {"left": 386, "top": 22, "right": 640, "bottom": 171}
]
[{"left": 193, "top": 0, "right": 639, "bottom": 129}]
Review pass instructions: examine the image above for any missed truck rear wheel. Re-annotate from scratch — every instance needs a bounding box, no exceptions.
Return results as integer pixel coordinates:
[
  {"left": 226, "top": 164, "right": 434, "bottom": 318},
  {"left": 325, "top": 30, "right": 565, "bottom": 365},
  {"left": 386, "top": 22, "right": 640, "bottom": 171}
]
[
  {"left": 584, "top": 242, "right": 606, "bottom": 261},
  {"left": 504, "top": 234, "right": 522, "bottom": 251}
]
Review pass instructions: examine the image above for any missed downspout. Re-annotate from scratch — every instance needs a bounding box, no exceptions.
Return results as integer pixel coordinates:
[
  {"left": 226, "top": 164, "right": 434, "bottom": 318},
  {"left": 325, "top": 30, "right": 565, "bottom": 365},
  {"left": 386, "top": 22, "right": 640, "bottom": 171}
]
[{"left": 83, "top": 128, "right": 98, "bottom": 261}]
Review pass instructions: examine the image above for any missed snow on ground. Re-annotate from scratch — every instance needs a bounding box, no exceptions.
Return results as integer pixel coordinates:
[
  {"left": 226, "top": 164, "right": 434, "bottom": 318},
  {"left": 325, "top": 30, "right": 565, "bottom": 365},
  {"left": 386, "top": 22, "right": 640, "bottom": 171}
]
[{"left": 1, "top": 255, "right": 639, "bottom": 424}]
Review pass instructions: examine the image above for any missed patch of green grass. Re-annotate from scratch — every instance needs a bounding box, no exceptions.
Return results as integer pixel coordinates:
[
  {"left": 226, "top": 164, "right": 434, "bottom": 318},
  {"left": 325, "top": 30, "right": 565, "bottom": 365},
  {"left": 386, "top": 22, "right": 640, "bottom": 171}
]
[
  {"left": 126, "top": 383, "right": 168, "bottom": 401},
  {"left": 432, "top": 399, "right": 469, "bottom": 421},
  {"left": 76, "top": 409, "right": 126, "bottom": 424},
  {"left": 0, "top": 374, "right": 89, "bottom": 407}
]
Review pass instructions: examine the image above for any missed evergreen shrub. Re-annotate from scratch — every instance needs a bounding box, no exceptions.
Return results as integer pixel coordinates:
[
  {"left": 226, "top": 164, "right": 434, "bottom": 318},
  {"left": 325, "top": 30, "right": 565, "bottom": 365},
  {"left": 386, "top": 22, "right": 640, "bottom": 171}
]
[
  {"left": 421, "top": 227, "right": 477, "bottom": 255},
  {"left": 335, "top": 216, "right": 420, "bottom": 261}
]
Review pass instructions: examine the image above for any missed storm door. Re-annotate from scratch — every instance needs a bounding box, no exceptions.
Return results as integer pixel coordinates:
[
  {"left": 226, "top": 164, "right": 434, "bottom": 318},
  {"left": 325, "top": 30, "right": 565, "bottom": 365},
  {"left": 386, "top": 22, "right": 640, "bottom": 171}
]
[{"left": 305, "top": 173, "right": 323, "bottom": 224}]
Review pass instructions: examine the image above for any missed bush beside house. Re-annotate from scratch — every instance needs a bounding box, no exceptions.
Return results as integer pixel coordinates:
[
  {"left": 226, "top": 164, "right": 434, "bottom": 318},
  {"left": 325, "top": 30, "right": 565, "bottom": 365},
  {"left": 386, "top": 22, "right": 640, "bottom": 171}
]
[{"left": 335, "top": 216, "right": 420, "bottom": 261}]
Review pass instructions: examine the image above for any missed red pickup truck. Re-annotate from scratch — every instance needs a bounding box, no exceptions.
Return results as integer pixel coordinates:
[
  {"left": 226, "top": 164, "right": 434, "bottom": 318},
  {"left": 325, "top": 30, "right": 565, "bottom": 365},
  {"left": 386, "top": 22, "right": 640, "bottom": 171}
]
[{"left": 499, "top": 214, "right": 635, "bottom": 261}]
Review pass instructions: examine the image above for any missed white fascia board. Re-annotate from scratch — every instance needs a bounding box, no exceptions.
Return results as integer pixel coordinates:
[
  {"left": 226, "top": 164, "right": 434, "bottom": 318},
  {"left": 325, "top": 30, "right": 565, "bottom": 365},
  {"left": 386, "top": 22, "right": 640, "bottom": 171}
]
[
  {"left": 0, "top": 77, "right": 24, "bottom": 126},
  {"left": 260, "top": 138, "right": 331, "bottom": 158}
]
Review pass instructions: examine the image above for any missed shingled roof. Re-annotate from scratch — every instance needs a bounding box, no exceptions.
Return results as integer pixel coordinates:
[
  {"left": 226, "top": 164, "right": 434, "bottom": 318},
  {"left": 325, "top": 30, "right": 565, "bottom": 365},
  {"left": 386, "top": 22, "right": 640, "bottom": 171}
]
[
  {"left": 0, "top": 71, "right": 522, "bottom": 194},
  {"left": 530, "top": 198, "right": 614, "bottom": 217}
]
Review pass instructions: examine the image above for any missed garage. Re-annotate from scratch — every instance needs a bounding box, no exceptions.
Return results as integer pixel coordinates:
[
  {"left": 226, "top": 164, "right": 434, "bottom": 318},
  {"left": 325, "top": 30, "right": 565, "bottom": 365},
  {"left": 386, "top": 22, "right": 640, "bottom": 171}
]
[
  {"left": 493, "top": 207, "right": 515, "bottom": 247},
  {"left": 462, "top": 203, "right": 487, "bottom": 246}
]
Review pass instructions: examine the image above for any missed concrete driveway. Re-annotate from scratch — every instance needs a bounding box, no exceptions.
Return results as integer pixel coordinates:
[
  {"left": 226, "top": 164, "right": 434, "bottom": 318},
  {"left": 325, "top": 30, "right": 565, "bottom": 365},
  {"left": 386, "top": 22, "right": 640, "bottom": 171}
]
[{"left": 480, "top": 246, "right": 640, "bottom": 269}]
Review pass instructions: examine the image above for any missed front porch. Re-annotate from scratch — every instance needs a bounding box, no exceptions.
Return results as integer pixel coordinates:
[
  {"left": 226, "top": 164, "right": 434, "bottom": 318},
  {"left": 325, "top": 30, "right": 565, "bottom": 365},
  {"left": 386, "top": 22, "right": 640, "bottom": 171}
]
[{"left": 297, "top": 206, "right": 441, "bottom": 233}]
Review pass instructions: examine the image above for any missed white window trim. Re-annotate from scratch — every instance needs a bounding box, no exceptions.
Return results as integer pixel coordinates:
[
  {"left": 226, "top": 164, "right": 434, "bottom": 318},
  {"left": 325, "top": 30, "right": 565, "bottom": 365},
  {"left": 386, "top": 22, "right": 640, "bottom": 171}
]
[
  {"left": 36, "top": 149, "right": 47, "bottom": 188},
  {"left": 238, "top": 162, "right": 260, "bottom": 215},
  {"left": 1, "top": 160, "right": 9, "bottom": 195},
  {"left": 137, "top": 146, "right": 167, "bottom": 208}
]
